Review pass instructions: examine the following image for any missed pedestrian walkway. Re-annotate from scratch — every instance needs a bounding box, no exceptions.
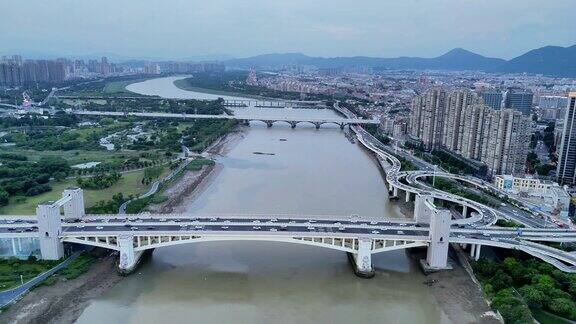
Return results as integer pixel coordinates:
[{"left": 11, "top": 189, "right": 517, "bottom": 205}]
[{"left": 0, "top": 251, "right": 82, "bottom": 308}]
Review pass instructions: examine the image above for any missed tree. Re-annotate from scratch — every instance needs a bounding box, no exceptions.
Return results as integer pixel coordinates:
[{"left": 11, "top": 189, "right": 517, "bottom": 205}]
[
  {"left": 518, "top": 285, "right": 546, "bottom": 308},
  {"left": 548, "top": 298, "right": 576, "bottom": 318},
  {"left": 0, "top": 190, "right": 9, "bottom": 206}
]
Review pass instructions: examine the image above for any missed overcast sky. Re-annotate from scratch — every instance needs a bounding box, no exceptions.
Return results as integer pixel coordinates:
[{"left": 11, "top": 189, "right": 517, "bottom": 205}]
[{"left": 1, "top": 0, "right": 574, "bottom": 60}]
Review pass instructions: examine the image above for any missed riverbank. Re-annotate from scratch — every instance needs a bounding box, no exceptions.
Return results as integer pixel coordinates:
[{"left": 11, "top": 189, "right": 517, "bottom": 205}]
[
  {"left": 173, "top": 78, "right": 268, "bottom": 100},
  {"left": 148, "top": 126, "right": 246, "bottom": 213},
  {"left": 0, "top": 250, "right": 122, "bottom": 324}
]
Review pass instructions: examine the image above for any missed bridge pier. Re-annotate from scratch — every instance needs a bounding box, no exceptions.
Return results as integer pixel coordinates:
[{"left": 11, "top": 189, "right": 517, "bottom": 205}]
[
  {"left": 289, "top": 121, "right": 298, "bottom": 129},
  {"left": 348, "top": 238, "right": 374, "bottom": 278},
  {"left": 414, "top": 193, "right": 434, "bottom": 224},
  {"left": 339, "top": 123, "right": 345, "bottom": 130},
  {"left": 118, "top": 234, "right": 146, "bottom": 275},
  {"left": 265, "top": 121, "right": 274, "bottom": 128},
  {"left": 462, "top": 205, "right": 468, "bottom": 218},
  {"left": 405, "top": 191, "right": 411, "bottom": 202},
  {"left": 313, "top": 122, "right": 321, "bottom": 130},
  {"left": 474, "top": 244, "right": 482, "bottom": 261},
  {"left": 424, "top": 208, "right": 452, "bottom": 270}
]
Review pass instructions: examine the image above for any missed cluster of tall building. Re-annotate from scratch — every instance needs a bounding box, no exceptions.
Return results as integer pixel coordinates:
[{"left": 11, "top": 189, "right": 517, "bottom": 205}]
[
  {"left": 0, "top": 55, "right": 66, "bottom": 87},
  {"left": 158, "top": 62, "right": 225, "bottom": 74},
  {"left": 556, "top": 93, "right": 576, "bottom": 185},
  {"left": 478, "top": 88, "right": 534, "bottom": 115},
  {"left": 409, "top": 88, "right": 532, "bottom": 176}
]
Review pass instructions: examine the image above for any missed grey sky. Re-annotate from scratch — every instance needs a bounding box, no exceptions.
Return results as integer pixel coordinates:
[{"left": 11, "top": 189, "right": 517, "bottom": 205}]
[{"left": 1, "top": 0, "right": 574, "bottom": 60}]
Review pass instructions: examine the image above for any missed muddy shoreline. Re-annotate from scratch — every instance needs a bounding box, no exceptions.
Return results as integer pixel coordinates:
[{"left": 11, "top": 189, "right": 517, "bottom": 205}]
[
  {"left": 0, "top": 252, "right": 122, "bottom": 324},
  {"left": 148, "top": 125, "right": 246, "bottom": 213}
]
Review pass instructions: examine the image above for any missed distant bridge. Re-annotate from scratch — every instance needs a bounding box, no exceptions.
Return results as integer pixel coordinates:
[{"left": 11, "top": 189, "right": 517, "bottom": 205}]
[{"left": 71, "top": 110, "right": 379, "bottom": 129}]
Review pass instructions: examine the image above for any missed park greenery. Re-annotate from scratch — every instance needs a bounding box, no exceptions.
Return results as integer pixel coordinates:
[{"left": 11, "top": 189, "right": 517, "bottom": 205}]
[
  {"left": 54, "top": 96, "right": 229, "bottom": 116},
  {"left": 58, "top": 252, "right": 97, "bottom": 280},
  {"left": 0, "top": 256, "right": 60, "bottom": 291},
  {"left": 76, "top": 172, "right": 122, "bottom": 190},
  {"left": 0, "top": 155, "right": 71, "bottom": 206},
  {"left": 474, "top": 256, "right": 576, "bottom": 323},
  {"left": 57, "top": 75, "right": 156, "bottom": 98},
  {"left": 125, "top": 158, "right": 214, "bottom": 214},
  {"left": 85, "top": 193, "right": 127, "bottom": 214}
]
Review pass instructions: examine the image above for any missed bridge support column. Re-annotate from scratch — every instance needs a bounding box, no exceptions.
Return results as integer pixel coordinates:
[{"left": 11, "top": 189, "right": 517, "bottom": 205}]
[
  {"left": 289, "top": 121, "right": 297, "bottom": 129},
  {"left": 349, "top": 238, "right": 374, "bottom": 278},
  {"left": 265, "top": 121, "right": 273, "bottom": 128},
  {"left": 470, "top": 244, "right": 476, "bottom": 258},
  {"left": 339, "top": 123, "right": 345, "bottom": 130},
  {"left": 474, "top": 244, "right": 482, "bottom": 261},
  {"left": 462, "top": 205, "right": 468, "bottom": 218},
  {"left": 405, "top": 191, "right": 411, "bottom": 202},
  {"left": 118, "top": 234, "right": 145, "bottom": 275},
  {"left": 36, "top": 203, "right": 64, "bottom": 260},
  {"left": 62, "top": 188, "right": 85, "bottom": 219},
  {"left": 414, "top": 193, "right": 434, "bottom": 224},
  {"left": 424, "top": 209, "right": 451, "bottom": 270},
  {"left": 313, "top": 122, "right": 321, "bottom": 130}
]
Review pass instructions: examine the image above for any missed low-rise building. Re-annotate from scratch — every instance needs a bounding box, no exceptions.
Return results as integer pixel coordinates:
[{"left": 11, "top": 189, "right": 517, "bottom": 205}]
[{"left": 493, "top": 174, "right": 553, "bottom": 196}]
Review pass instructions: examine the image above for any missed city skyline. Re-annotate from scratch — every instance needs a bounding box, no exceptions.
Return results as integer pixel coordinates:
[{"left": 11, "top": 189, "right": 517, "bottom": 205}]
[{"left": 1, "top": 0, "right": 574, "bottom": 60}]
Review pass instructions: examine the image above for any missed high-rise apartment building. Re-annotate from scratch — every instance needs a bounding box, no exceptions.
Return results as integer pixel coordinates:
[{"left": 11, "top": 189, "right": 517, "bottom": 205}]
[
  {"left": 458, "top": 103, "right": 491, "bottom": 160},
  {"left": 556, "top": 92, "right": 576, "bottom": 185},
  {"left": 442, "top": 89, "right": 479, "bottom": 151},
  {"left": 409, "top": 87, "right": 532, "bottom": 176},
  {"left": 480, "top": 109, "right": 531, "bottom": 175},
  {"left": 505, "top": 89, "right": 534, "bottom": 116},
  {"left": 409, "top": 88, "right": 446, "bottom": 150},
  {"left": 480, "top": 90, "right": 503, "bottom": 110}
]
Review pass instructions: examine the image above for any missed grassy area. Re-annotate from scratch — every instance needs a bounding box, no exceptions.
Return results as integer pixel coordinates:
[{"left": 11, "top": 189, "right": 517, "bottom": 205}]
[
  {"left": 58, "top": 253, "right": 97, "bottom": 280},
  {"left": 0, "top": 148, "right": 143, "bottom": 165},
  {"left": 103, "top": 79, "right": 144, "bottom": 95},
  {"left": 0, "top": 169, "right": 149, "bottom": 215},
  {"left": 0, "top": 258, "right": 60, "bottom": 291},
  {"left": 173, "top": 78, "right": 266, "bottom": 100}
]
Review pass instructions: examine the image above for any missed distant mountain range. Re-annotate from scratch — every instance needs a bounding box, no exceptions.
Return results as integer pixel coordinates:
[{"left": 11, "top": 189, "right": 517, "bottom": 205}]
[{"left": 225, "top": 45, "right": 576, "bottom": 78}]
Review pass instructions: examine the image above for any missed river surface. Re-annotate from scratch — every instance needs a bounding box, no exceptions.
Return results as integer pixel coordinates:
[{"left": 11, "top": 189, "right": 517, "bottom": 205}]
[{"left": 77, "top": 77, "right": 450, "bottom": 323}]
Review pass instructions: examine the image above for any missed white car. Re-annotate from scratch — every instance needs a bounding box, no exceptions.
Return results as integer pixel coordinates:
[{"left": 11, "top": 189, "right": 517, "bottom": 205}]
[
  {"left": 371, "top": 230, "right": 380, "bottom": 234},
  {"left": 269, "top": 228, "right": 278, "bottom": 232},
  {"left": 397, "top": 230, "right": 404, "bottom": 235},
  {"left": 96, "top": 226, "right": 103, "bottom": 230}
]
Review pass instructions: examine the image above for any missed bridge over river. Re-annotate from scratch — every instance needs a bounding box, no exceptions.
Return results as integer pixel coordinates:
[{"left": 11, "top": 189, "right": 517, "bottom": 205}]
[
  {"left": 71, "top": 110, "right": 378, "bottom": 129},
  {"left": 2, "top": 188, "right": 576, "bottom": 277}
]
